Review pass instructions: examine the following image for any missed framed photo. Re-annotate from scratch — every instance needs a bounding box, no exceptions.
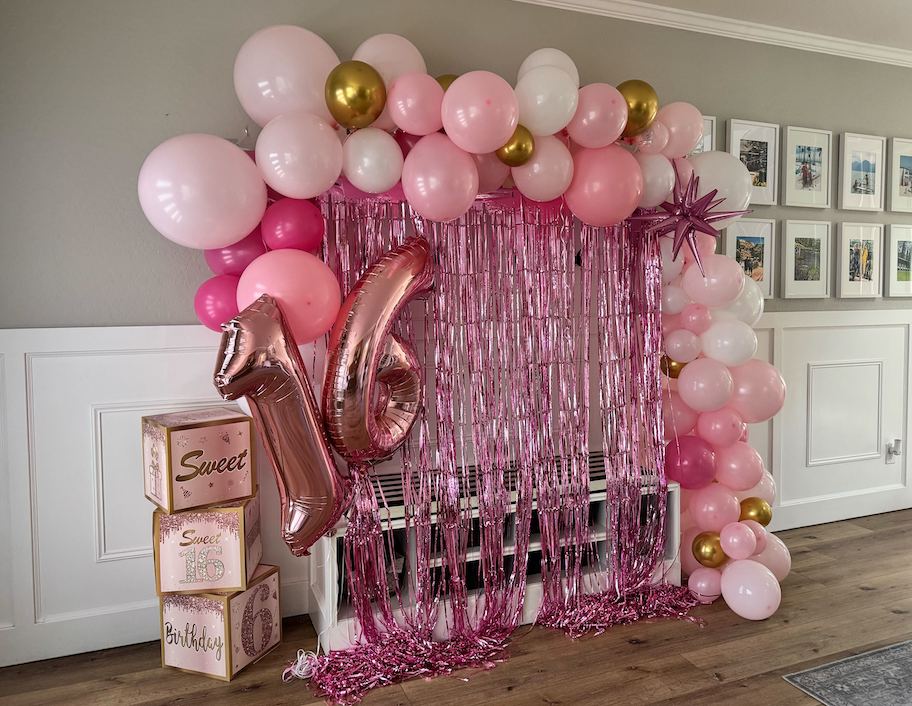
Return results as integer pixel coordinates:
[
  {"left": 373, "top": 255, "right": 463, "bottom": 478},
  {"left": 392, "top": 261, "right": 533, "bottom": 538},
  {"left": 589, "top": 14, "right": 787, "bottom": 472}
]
[
  {"left": 783, "top": 126, "right": 832, "bottom": 208},
  {"left": 725, "top": 218, "right": 775, "bottom": 298},
  {"left": 690, "top": 116, "right": 716, "bottom": 155},
  {"left": 728, "top": 119, "right": 779, "bottom": 205},
  {"left": 837, "top": 222, "right": 883, "bottom": 298},
  {"left": 888, "top": 137, "right": 912, "bottom": 213},
  {"left": 839, "top": 133, "right": 886, "bottom": 211},
  {"left": 886, "top": 224, "right": 912, "bottom": 297},
  {"left": 783, "top": 220, "right": 830, "bottom": 299}
]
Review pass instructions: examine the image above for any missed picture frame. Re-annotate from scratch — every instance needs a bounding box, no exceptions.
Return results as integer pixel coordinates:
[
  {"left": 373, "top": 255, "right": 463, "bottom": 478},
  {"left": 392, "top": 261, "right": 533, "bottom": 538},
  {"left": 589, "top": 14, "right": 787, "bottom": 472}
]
[
  {"left": 837, "top": 222, "right": 883, "bottom": 298},
  {"left": 886, "top": 224, "right": 912, "bottom": 297},
  {"left": 725, "top": 218, "right": 775, "bottom": 298},
  {"left": 690, "top": 115, "right": 716, "bottom": 155},
  {"left": 782, "top": 220, "right": 830, "bottom": 299},
  {"left": 728, "top": 119, "right": 779, "bottom": 206},
  {"left": 888, "top": 137, "right": 912, "bottom": 213},
  {"left": 839, "top": 132, "right": 886, "bottom": 211},
  {"left": 782, "top": 126, "right": 832, "bottom": 208}
]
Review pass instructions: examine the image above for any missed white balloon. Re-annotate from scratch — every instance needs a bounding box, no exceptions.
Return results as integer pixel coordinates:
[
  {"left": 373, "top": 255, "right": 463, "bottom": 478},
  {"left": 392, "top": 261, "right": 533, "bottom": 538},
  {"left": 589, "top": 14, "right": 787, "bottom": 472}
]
[
  {"left": 700, "top": 319, "right": 758, "bottom": 367},
  {"left": 515, "top": 65, "right": 579, "bottom": 136},
  {"left": 689, "top": 151, "right": 752, "bottom": 229},
  {"left": 661, "top": 284, "right": 691, "bottom": 314},
  {"left": 353, "top": 34, "right": 427, "bottom": 131},
  {"left": 511, "top": 134, "right": 574, "bottom": 202},
  {"left": 660, "top": 236, "right": 684, "bottom": 284},
  {"left": 517, "top": 47, "right": 580, "bottom": 87},
  {"left": 635, "top": 153, "right": 675, "bottom": 208},
  {"left": 714, "top": 275, "right": 765, "bottom": 327},
  {"left": 342, "top": 127, "right": 404, "bottom": 193}
]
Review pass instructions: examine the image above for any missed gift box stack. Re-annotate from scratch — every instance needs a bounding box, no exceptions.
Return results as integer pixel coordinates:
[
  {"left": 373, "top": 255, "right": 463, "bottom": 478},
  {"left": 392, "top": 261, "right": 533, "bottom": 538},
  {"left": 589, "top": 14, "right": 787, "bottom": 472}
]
[{"left": 142, "top": 406, "right": 281, "bottom": 680}]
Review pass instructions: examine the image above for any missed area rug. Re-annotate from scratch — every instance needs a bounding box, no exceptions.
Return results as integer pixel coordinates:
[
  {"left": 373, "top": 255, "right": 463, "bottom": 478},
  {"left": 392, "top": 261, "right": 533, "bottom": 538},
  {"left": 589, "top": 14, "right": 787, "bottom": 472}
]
[{"left": 784, "top": 641, "right": 912, "bottom": 705}]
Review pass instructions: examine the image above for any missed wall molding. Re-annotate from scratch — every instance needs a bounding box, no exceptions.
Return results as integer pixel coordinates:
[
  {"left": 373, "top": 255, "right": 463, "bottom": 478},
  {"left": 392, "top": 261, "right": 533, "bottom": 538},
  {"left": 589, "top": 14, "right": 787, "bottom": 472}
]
[{"left": 512, "top": 0, "right": 912, "bottom": 69}]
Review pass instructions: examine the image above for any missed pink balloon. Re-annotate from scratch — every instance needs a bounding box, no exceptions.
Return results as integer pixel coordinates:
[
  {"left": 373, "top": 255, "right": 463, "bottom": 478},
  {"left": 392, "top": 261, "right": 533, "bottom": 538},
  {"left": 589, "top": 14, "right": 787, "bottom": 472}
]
[
  {"left": 353, "top": 34, "right": 427, "bottom": 131},
  {"left": 204, "top": 227, "right": 267, "bottom": 275},
  {"left": 665, "top": 435, "right": 715, "bottom": 490},
  {"left": 681, "top": 525, "right": 703, "bottom": 578},
  {"left": 394, "top": 130, "right": 422, "bottom": 158},
  {"left": 715, "top": 441, "right": 764, "bottom": 491},
  {"left": 690, "top": 483, "right": 740, "bottom": 532},
  {"left": 696, "top": 407, "right": 746, "bottom": 448},
  {"left": 401, "top": 133, "right": 478, "bottom": 221},
  {"left": 664, "top": 329, "right": 701, "bottom": 363},
  {"left": 657, "top": 102, "right": 704, "bottom": 158},
  {"left": 138, "top": 134, "right": 267, "bottom": 250},
  {"left": 729, "top": 359, "right": 787, "bottom": 423},
  {"left": 634, "top": 121, "right": 670, "bottom": 155},
  {"left": 256, "top": 112, "right": 342, "bottom": 199},
  {"left": 237, "top": 250, "right": 341, "bottom": 343},
  {"left": 753, "top": 532, "right": 791, "bottom": 581},
  {"left": 720, "top": 559, "right": 781, "bottom": 620},
  {"left": 682, "top": 255, "right": 745, "bottom": 308},
  {"left": 472, "top": 152, "right": 510, "bottom": 193},
  {"left": 387, "top": 73, "right": 444, "bottom": 136},
  {"left": 677, "top": 358, "right": 734, "bottom": 412},
  {"left": 742, "top": 519, "right": 768, "bottom": 554},
  {"left": 565, "top": 83, "right": 627, "bottom": 149},
  {"left": 512, "top": 135, "right": 574, "bottom": 202},
  {"left": 720, "top": 521, "right": 757, "bottom": 560},
  {"left": 735, "top": 470, "right": 777, "bottom": 505},
  {"left": 260, "top": 198, "right": 325, "bottom": 253},
  {"left": 564, "top": 145, "right": 643, "bottom": 226},
  {"left": 194, "top": 275, "right": 240, "bottom": 332},
  {"left": 441, "top": 71, "right": 518, "bottom": 154},
  {"left": 688, "top": 567, "right": 722, "bottom": 604},
  {"left": 679, "top": 303, "right": 713, "bottom": 334},
  {"left": 662, "top": 312, "right": 682, "bottom": 333},
  {"left": 740, "top": 426, "right": 750, "bottom": 442},
  {"left": 662, "top": 391, "right": 698, "bottom": 440},
  {"left": 672, "top": 156, "right": 695, "bottom": 184}
]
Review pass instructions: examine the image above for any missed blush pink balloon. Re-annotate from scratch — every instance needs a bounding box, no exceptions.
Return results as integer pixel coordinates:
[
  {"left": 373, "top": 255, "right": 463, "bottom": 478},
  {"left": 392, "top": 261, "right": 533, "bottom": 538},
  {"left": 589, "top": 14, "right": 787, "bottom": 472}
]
[
  {"left": 634, "top": 121, "right": 670, "bottom": 155},
  {"left": 194, "top": 275, "right": 240, "bottom": 332},
  {"left": 735, "top": 470, "right": 777, "bottom": 505},
  {"left": 679, "top": 303, "right": 713, "bottom": 334},
  {"left": 720, "top": 559, "right": 781, "bottom": 620},
  {"left": 665, "top": 435, "right": 716, "bottom": 490},
  {"left": 511, "top": 135, "right": 574, "bottom": 202},
  {"left": 237, "top": 249, "right": 341, "bottom": 343},
  {"left": 696, "top": 407, "right": 746, "bottom": 448},
  {"left": 672, "top": 156, "right": 695, "bottom": 184},
  {"left": 564, "top": 144, "right": 643, "bottom": 226},
  {"left": 566, "top": 83, "right": 627, "bottom": 149},
  {"left": 664, "top": 329, "right": 701, "bottom": 363},
  {"left": 720, "top": 521, "right": 758, "bottom": 560},
  {"left": 688, "top": 567, "right": 722, "bottom": 604},
  {"left": 394, "top": 130, "right": 422, "bottom": 158},
  {"left": 441, "top": 71, "right": 518, "bottom": 154},
  {"left": 662, "top": 312, "right": 682, "bottom": 333},
  {"left": 729, "top": 359, "right": 787, "bottom": 423},
  {"left": 204, "top": 227, "right": 267, "bottom": 275},
  {"left": 677, "top": 358, "right": 734, "bottom": 412},
  {"left": 657, "top": 102, "right": 704, "bottom": 158},
  {"left": 690, "top": 483, "right": 740, "bottom": 532},
  {"left": 260, "top": 198, "right": 324, "bottom": 254},
  {"left": 472, "top": 152, "right": 510, "bottom": 193},
  {"left": 662, "top": 391, "right": 698, "bottom": 440},
  {"left": 681, "top": 525, "right": 703, "bottom": 578},
  {"left": 715, "top": 441, "right": 764, "bottom": 491},
  {"left": 255, "top": 112, "right": 342, "bottom": 199},
  {"left": 353, "top": 33, "right": 427, "bottom": 131},
  {"left": 401, "top": 133, "right": 479, "bottom": 221},
  {"left": 682, "top": 255, "right": 745, "bottom": 308},
  {"left": 387, "top": 73, "right": 444, "bottom": 136},
  {"left": 742, "top": 520, "right": 768, "bottom": 554},
  {"left": 753, "top": 533, "right": 791, "bottom": 581}
]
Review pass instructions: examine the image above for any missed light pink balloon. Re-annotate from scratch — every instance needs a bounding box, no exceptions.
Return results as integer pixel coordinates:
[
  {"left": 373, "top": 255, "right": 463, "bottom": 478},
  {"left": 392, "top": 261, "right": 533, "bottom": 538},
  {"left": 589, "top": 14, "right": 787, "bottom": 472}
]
[
  {"left": 665, "top": 435, "right": 716, "bottom": 490},
  {"left": 742, "top": 519, "right": 768, "bottom": 554},
  {"left": 260, "top": 198, "right": 324, "bottom": 254},
  {"left": 690, "top": 483, "right": 741, "bottom": 532},
  {"left": 635, "top": 153, "right": 675, "bottom": 208},
  {"left": 565, "top": 83, "right": 627, "bottom": 149},
  {"left": 204, "top": 227, "right": 267, "bottom": 275},
  {"left": 715, "top": 441, "right": 764, "bottom": 491},
  {"left": 441, "top": 71, "right": 518, "bottom": 154},
  {"left": 720, "top": 521, "right": 758, "bottom": 560},
  {"left": 353, "top": 33, "right": 427, "bottom": 131},
  {"left": 237, "top": 249, "right": 341, "bottom": 343},
  {"left": 657, "top": 102, "right": 704, "bottom": 158},
  {"left": 255, "top": 112, "right": 342, "bottom": 199},
  {"left": 512, "top": 135, "right": 574, "bottom": 202},
  {"left": 682, "top": 255, "right": 745, "bottom": 308},
  {"left": 696, "top": 407, "right": 746, "bottom": 448},
  {"left": 688, "top": 567, "right": 722, "bottom": 604},
  {"left": 662, "top": 284, "right": 690, "bottom": 315},
  {"left": 387, "top": 73, "right": 444, "bottom": 136},
  {"left": 634, "top": 122, "right": 670, "bottom": 155},
  {"left": 721, "top": 559, "right": 781, "bottom": 620},
  {"left": 664, "top": 329, "right": 701, "bottom": 363},
  {"left": 401, "top": 133, "right": 479, "bottom": 221},
  {"left": 681, "top": 525, "right": 703, "bottom": 578},
  {"left": 753, "top": 532, "right": 791, "bottom": 581},
  {"left": 661, "top": 236, "right": 685, "bottom": 284},
  {"left": 729, "top": 359, "right": 787, "bottom": 423},
  {"left": 472, "top": 152, "right": 511, "bottom": 194},
  {"left": 677, "top": 358, "right": 734, "bottom": 412},
  {"left": 663, "top": 391, "right": 698, "bottom": 440},
  {"left": 138, "top": 134, "right": 267, "bottom": 250},
  {"left": 679, "top": 303, "right": 713, "bottom": 334},
  {"left": 564, "top": 145, "right": 643, "bottom": 226},
  {"left": 194, "top": 275, "right": 240, "bottom": 332},
  {"left": 672, "top": 156, "right": 695, "bottom": 184},
  {"left": 735, "top": 470, "right": 777, "bottom": 505},
  {"left": 662, "top": 312, "right": 682, "bottom": 333}
]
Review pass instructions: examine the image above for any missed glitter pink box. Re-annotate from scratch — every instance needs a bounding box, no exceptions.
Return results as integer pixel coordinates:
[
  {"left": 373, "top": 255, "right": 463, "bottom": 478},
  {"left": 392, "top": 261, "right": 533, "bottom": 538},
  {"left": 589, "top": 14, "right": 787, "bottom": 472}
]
[
  {"left": 159, "top": 564, "right": 281, "bottom": 681},
  {"left": 142, "top": 406, "right": 257, "bottom": 513},
  {"left": 154, "top": 496, "right": 262, "bottom": 594}
]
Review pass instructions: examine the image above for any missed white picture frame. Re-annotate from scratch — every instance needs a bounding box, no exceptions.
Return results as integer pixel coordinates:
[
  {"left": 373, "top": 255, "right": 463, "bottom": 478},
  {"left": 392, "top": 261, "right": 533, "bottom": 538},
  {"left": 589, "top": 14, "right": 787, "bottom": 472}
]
[
  {"left": 782, "top": 126, "right": 832, "bottom": 208},
  {"left": 837, "top": 222, "right": 883, "bottom": 298},
  {"left": 839, "top": 132, "right": 886, "bottom": 211},
  {"left": 783, "top": 220, "right": 830, "bottom": 299},
  {"left": 725, "top": 218, "right": 775, "bottom": 298},
  {"left": 888, "top": 137, "right": 912, "bottom": 213},
  {"left": 886, "top": 224, "right": 912, "bottom": 297},
  {"left": 728, "top": 119, "right": 779, "bottom": 206},
  {"left": 690, "top": 115, "right": 716, "bottom": 155}
]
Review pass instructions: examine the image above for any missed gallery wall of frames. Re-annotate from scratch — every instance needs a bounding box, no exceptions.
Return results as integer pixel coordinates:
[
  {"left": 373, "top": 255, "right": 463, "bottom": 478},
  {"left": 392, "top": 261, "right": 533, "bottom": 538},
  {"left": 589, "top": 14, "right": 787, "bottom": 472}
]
[{"left": 696, "top": 118, "right": 912, "bottom": 300}]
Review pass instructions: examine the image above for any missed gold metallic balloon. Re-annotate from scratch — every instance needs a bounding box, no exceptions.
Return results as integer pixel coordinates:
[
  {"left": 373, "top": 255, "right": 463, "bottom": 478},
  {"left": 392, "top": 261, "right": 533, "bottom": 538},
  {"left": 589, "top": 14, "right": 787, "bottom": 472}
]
[
  {"left": 661, "top": 355, "right": 686, "bottom": 379},
  {"left": 496, "top": 124, "right": 535, "bottom": 167},
  {"left": 325, "top": 60, "right": 386, "bottom": 130},
  {"left": 740, "top": 497, "right": 773, "bottom": 526},
  {"left": 436, "top": 73, "right": 459, "bottom": 91},
  {"left": 617, "top": 79, "right": 659, "bottom": 138},
  {"left": 693, "top": 531, "right": 727, "bottom": 568}
]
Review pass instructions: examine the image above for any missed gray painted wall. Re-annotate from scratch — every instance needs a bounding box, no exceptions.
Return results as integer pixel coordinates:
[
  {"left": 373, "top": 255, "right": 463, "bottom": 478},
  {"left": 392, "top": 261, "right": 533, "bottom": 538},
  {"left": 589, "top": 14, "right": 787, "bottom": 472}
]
[{"left": 3, "top": 0, "right": 911, "bottom": 328}]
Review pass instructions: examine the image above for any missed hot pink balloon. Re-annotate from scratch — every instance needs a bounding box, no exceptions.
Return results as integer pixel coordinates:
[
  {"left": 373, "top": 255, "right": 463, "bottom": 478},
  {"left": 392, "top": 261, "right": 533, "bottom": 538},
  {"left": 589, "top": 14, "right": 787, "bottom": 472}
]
[
  {"left": 742, "top": 519, "right": 768, "bottom": 554},
  {"left": 690, "top": 483, "right": 740, "bottom": 532},
  {"left": 565, "top": 83, "right": 627, "bottom": 149},
  {"left": 729, "top": 359, "right": 787, "bottom": 423},
  {"left": 677, "top": 358, "right": 734, "bottom": 412},
  {"left": 696, "top": 407, "right": 746, "bottom": 448},
  {"left": 260, "top": 198, "right": 325, "bottom": 253},
  {"left": 472, "top": 152, "right": 510, "bottom": 194},
  {"left": 664, "top": 329, "right": 701, "bottom": 363},
  {"left": 194, "top": 275, "right": 240, "bottom": 332},
  {"left": 204, "top": 227, "right": 267, "bottom": 275},
  {"left": 682, "top": 255, "right": 745, "bottom": 308},
  {"left": 255, "top": 112, "right": 342, "bottom": 199},
  {"left": 634, "top": 121, "right": 670, "bottom": 155},
  {"left": 720, "top": 521, "right": 757, "bottom": 560},
  {"left": 237, "top": 249, "right": 341, "bottom": 343},
  {"left": 657, "top": 102, "right": 704, "bottom": 158},
  {"left": 387, "top": 73, "right": 444, "bottom": 136},
  {"left": 688, "top": 567, "right": 722, "bottom": 604},
  {"left": 681, "top": 525, "right": 703, "bottom": 578},
  {"left": 720, "top": 559, "right": 781, "bottom": 620},
  {"left": 753, "top": 532, "right": 791, "bottom": 581},
  {"left": 394, "top": 131, "right": 422, "bottom": 158},
  {"left": 401, "top": 133, "right": 479, "bottom": 221},
  {"left": 665, "top": 435, "right": 715, "bottom": 490},
  {"left": 735, "top": 470, "right": 777, "bottom": 505},
  {"left": 679, "top": 303, "right": 713, "bottom": 334},
  {"left": 512, "top": 134, "right": 574, "bottom": 202},
  {"left": 662, "top": 391, "right": 698, "bottom": 440},
  {"left": 715, "top": 441, "right": 764, "bottom": 491},
  {"left": 441, "top": 71, "right": 518, "bottom": 154},
  {"left": 564, "top": 144, "right": 643, "bottom": 227}
]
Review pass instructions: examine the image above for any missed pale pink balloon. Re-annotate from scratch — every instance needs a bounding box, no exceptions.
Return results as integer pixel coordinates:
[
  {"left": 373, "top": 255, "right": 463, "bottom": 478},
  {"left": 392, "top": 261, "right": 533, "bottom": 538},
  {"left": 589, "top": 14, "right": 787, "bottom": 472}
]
[
  {"left": 672, "top": 156, "right": 695, "bottom": 184},
  {"left": 677, "top": 358, "right": 734, "bottom": 412},
  {"left": 260, "top": 198, "right": 325, "bottom": 254},
  {"left": 720, "top": 559, "right": 781, "bottom": 620},
  {"left": 353, "top": 33, "right": 427, "bottom": 131},
  {"left": 680, "top": 303, "right": 713, "bottom": 334},
  {"left": 204, "top": 227, "right": 267, "bottom": 275},
  {"left": 138, "top": 134, "right": 267, "bottom": 250},
  {"left": 690, "top": 483, "right": 741, "bottom": 532},
  {"left": 637, "top": 124, "right": 671, "bottom": 158},
  {"left": 682, "top": 255, "right": 745, "bottom": 308},
  {"left": 715, "top": 441, "right": 764, "bottom": 491},
  {"left": 753, "top": 532, "right": 791, "bottom": 581},
  {"left": 564, "top": 145, "right": 643, "bottom": 226},
  {"left": 729, "top": 359, "right": 787, "bottom": 423},
  {"left": 387, "top": 73, "right": 444, "bottom": 136},
  {"left": 696, "top": 407, "right": 746, "bottom": 448},
  {"left": 401, "top": 133, "right": 478, "bottom": 221},
  {"left": 512, "top": 135, "right": 574, "bottom": 202},
  {"left": 681, "top": 525, "right": 703, "bottom": 577},
  {"left": 742, "top": 519, "right": 768, "bottom": 554},
  {"left": 665, "top": 435, "right": 715, "bottom": 490},
  {"left": 635, "top": 153, "right": 675, "bottom": 208},
  {"left": 688, "top": 567, "right": 722, "bottom": 604},
  {"left": 472, "top": 152, "right": 511, "bottom": 193},
  {"left": 194, "top": 275, "right": 240, "bottom": 332},
  {"left": 255, "top": 112, "right": 342, "bottom": 199},
  {"left": 441, "top": 71, "right": 518, "bottom": 154},
  {"left": 237, "top": 249, "right": 341, "bottom": 343},
  {"left": 720, "top": 521, "right": 758, "bottom": 560},
  {"left": 661, "top": 236, "right": 685, "bottom": 284},
  {"left": 565, "top": 83, "right": 627, "bottom": 149},
  {"left": 662, "top": 284, "right": 690, "bottom": 315},
  {"left": 664, "top": 329, "right": 701, "bottom": 363},
  {"left": 657, "top": 102, "right": 704, "bottom": 158},
  {"left": 663, "top": 391, "right": 699, "bottom": 441},
  {"left": 662, "top": 312, "right": 682, "bottom": 333},
  {"left": 735, "top": 471, "right": 777, "bottom": 505}
]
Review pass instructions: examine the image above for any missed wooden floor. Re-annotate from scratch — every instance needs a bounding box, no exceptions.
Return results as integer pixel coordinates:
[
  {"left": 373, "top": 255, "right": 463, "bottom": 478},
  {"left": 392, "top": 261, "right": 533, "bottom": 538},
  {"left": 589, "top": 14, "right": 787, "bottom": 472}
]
[{"left": 2, "top": 510, "right": 911, "bottom": 705}]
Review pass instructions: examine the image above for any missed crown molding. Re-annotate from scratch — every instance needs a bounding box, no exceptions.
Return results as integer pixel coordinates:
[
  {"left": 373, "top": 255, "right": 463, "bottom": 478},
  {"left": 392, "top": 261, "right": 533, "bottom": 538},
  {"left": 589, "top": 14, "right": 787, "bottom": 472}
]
[{"left": 513, "top": 0, "right": 912, "bottom": 69}]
